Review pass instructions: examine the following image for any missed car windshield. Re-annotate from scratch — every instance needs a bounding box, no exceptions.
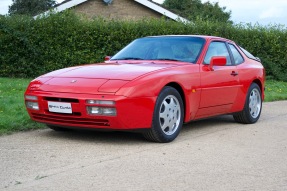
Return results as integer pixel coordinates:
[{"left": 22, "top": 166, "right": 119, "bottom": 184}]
[{"left": 111, "top": 36, "right": 206, "bottom": 63}]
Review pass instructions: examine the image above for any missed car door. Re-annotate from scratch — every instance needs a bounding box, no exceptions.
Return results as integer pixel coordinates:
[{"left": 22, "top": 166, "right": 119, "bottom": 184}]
[{"left": 196, "top": 41, "right": 240, "bottom": 118}]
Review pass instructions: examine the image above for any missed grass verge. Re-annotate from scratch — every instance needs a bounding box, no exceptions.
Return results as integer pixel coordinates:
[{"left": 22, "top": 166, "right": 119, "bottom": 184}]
[
  {"left": 0, "top": 78, "right": 44, "bottom": 135},
  {"left": 264, "top": 80, "right": 287, "bottom": 102},
  {"left": 0, "top": 77, "right": 287, "bottom": 135}
]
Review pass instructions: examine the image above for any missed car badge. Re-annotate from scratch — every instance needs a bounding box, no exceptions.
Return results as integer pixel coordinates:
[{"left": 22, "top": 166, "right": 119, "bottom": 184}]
[{"left": 71, "top": 80, "right": 77, "bottom": 83}]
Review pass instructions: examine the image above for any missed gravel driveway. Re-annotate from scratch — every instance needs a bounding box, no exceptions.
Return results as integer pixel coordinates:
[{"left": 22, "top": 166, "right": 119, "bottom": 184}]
[{"left": 1, "top": 101, "right": 287, "bottom": 191}]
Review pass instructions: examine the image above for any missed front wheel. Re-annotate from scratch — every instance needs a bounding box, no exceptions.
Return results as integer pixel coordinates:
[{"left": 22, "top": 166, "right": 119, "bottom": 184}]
[
  {"left": 143, "top": 86, "right": 184, "bottom": 143},
  {"left": 233, "top": 83, "right": 262, "bottom": 124}
]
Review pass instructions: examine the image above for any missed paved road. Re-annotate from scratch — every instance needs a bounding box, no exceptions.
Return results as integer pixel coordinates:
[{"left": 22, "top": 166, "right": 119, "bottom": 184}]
[{"left": 1, "top": 101, "right": 287, "bottom": 191}]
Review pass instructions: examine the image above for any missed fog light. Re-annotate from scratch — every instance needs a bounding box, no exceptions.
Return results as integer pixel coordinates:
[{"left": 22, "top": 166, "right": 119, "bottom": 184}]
[
  {"left": 26, "top": 101, "right": 39, "bottom": 110},
  {"left": 86, "top": 100, "right": 115, "bottom": 105},
  {"left": 87, "top": 106, "right": 116, "bottom": 116},
  {"left": 102, "top": 108, "right": 117, "bottom": 115},
  {"left": 25, "top": 95, "right": 38, "bottom": 100},
  {"left": 87, "top": 107, "right": 101, "bottom": 115}
]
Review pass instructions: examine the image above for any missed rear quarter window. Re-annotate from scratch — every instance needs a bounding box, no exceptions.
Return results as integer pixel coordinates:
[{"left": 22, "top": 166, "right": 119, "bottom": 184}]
[
  {"left": 229, "top": 44, "right": 244, "bottom": 65},
  {"left": 239, "top": 46, "right": 257, "bottom": 60}
]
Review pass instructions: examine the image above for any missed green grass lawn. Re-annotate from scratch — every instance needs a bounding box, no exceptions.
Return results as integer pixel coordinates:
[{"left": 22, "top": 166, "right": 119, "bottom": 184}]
[
  {"left": 0, "top": 77, "right": 287, "bottom": 135},
  {"left": 264, "top": 80, "right": 287, "bottom": 102},
  {"left": 0, "top": 78, "right": 44, "bottom": 135}
]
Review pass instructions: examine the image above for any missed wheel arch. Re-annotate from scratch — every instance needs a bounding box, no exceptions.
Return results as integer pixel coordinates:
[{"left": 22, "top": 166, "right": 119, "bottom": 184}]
[
  {"left": 252, "top": 78, "right": 264, "bottom": 100},
  {"left": 164, "top": 82, "right": 187, "bottom": 121}
]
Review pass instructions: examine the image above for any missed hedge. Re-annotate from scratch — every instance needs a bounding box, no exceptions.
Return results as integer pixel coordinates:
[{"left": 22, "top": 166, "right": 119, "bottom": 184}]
[{"left": 0, "top": 11, "right": 287, "bottom": 81}]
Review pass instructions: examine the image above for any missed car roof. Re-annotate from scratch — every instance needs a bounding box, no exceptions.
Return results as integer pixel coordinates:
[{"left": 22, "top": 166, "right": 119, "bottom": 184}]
[{"left": 144, "top": 35, "right": 233, "bottom": 43}]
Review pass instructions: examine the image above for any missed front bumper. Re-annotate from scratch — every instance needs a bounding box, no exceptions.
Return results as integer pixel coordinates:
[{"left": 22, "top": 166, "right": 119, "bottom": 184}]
[{"left": 25, "top": 91, "right": 156, "bottom": 130}]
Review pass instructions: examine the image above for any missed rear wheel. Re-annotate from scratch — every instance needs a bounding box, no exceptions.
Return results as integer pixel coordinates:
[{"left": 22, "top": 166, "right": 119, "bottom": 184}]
[
  {"left": 233, "top": 83, "right": 262, "bottom": 124},
  {"left": 143, "top": 86, "right": 184, "bottom": 143}
]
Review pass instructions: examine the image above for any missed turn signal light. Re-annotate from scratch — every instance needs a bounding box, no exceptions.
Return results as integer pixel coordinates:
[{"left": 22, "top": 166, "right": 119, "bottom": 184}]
[
  {"left": 86, "top": 100, "right": 115, "bottom": 105},
  {"left": 25, "top": 95, "right": 38, "bottom": 100}
]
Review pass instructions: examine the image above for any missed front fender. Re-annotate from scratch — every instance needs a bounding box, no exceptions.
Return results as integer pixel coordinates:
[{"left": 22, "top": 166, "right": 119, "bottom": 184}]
[{"left": 116, "top": 64, "right": 201, "bottom": 122}]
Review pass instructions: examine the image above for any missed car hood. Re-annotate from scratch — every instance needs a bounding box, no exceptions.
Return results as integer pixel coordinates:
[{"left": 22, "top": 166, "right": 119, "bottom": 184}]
[
  {"left": 44, "top": 62, "right": 180, "bottom": 80},
  {"left": 37, "top": 62, "right": 183, "bottom": 94}
]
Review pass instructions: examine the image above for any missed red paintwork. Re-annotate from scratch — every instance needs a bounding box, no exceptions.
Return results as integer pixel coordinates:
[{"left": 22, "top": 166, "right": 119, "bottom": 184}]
[
  {"left": 25, "top": 35, "right": 265, "bottom": 130},
  {"left": 104, "top": 56, "right": 111, "bottom": 61}
]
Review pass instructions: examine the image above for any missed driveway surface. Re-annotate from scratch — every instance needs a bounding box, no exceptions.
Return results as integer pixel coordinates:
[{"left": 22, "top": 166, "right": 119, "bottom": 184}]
[{"left": 0, "top": 101, "right": 287, "bottom": 191}]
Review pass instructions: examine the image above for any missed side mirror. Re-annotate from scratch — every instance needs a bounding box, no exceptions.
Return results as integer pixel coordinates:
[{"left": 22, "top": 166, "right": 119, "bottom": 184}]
[
  {"left": 104, "top": 56, "right": 111, "bottom": 61},
  {"left": 209, "top": 56, "right": 227, "bottom": 70}
]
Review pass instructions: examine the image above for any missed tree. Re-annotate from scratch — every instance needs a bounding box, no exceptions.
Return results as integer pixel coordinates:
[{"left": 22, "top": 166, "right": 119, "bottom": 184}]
[
  {"left": 163, "top": 0, "right": 232, "bottom": 23},
  {"left": 8, "top": 0, "right": 56, "bottom": 16}
]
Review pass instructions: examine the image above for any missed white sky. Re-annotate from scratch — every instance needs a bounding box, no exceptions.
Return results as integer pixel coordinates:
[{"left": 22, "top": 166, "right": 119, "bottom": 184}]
[{"left": 1, "top": 0, "right": 287, "bottom": 26}]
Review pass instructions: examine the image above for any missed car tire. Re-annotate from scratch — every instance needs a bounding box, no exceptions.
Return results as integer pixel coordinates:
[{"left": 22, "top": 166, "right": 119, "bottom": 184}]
[
  {"left": 233, "top": 83, "right": 262, "bottom": 124},
  {"left": 47, "top": 125, "right": 70, "bottom": 131},
  {"left": 143, "top": 86, "right": 184, "bottom": 143}
]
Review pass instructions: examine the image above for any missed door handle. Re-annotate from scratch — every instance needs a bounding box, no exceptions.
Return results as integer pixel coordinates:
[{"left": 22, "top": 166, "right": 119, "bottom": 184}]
[{"left": 231, "top": 71, "right": 238, "bottom": 76}]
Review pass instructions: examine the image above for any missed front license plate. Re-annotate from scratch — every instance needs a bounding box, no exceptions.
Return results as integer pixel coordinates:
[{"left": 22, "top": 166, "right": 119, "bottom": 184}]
[{"left": 48, "top": 101, "right": 72, "bottom": 114}]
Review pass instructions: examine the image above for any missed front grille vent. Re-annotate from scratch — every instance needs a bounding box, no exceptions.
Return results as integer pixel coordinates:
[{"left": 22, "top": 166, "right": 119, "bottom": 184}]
[
  {"left": 32, "top": 113, "right": 110, "bottom": 127},
  {"left": 45, "top": 110, "right": 81, "bottom": 116},
  {"left": 44, "top": 97, "right": 79, "bottom": 103}
]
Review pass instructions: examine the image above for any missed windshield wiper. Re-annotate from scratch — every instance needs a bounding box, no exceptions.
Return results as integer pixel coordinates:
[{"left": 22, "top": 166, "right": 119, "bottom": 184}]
[
  {"left": 156, "top": 58, "right": 182, "bottom": 62},
  {"left": 112, "top": 57, "right": 144, "bottom": 60}
]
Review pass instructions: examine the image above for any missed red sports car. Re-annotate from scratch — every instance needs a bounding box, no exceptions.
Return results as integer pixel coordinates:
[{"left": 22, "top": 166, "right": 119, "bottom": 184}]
[{"left": 25, "top": 35, "right": 265, "bottom": 142}]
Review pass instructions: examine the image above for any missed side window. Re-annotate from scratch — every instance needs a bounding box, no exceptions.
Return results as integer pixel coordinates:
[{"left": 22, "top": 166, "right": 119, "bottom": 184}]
[
  {"left": 229, "top": 44, "right": 244, "bottom": 65},
  {"left": 204, "top": 41, "right": 231, "bottom": 65}
]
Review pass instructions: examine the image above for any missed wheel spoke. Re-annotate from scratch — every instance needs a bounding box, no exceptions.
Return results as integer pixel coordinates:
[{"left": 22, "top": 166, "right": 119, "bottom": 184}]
[
  {"left": 159, "top": 101, "right": 169, "bottom": 119},
  {"left": 250, "top": 106, "right": 255, "bottom": 116},
  {"left": 161, "top": 120, "right": 169, "bottom": 133},
  {"left": 169, "top": 97, "right": 176, "bottom": 107}
]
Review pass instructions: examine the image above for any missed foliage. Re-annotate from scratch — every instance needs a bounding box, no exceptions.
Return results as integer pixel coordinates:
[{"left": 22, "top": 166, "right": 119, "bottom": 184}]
[
  {"left": 163, "top": 0, "right": 232, "bottom": 23},
  {"left": 8, "top": 0, "right": 56, "bottom": 16},
  {"left": 0, "top": 11, "right": 287, "bottom": 81}
]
